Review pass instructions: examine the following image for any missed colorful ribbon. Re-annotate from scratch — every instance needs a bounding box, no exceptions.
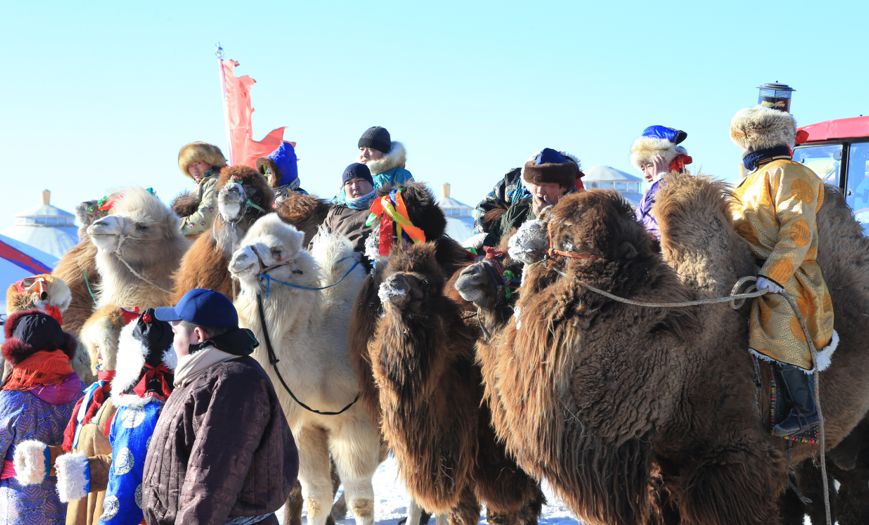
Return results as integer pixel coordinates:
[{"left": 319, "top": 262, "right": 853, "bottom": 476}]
[{"left": 366, "top": 189, "right": 427, "bottom": 256}]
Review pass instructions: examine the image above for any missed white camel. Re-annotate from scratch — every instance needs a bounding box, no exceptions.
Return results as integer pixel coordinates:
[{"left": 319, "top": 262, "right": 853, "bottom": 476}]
[{"left": 230, "top": 213, "right": 381, "bottom": 525}]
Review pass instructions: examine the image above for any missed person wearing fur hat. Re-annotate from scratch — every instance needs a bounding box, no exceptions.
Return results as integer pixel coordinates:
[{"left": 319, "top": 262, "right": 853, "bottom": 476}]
[
  {"left": 49, "top": 309, "right": 175, "bottom": 525},
  {"left": 256, "top": 141, "right": 308, "bottom": 204},
  {"left": 0, "top": 310, "right": 82, "bottom": 524},
  {"left": 630, "top": 125, "right": 693, "bottom": 240},
  {"left": 176, "top": 141, "right": 227, "bottom": 237},
  {"left": 482, "top": 148, "right": 584, "bottom": 247},
  {"left": 320, "top": 163, "right": 377, "bottom": 252},
  {"left": 729, "top": 106, "right": 836, "bottom": 437},
  {"left": 141, "top": 289, "right": 297, "bottom": 524},
  {"left": 349, "top": 126, "right": 413, "bottom": 200}
]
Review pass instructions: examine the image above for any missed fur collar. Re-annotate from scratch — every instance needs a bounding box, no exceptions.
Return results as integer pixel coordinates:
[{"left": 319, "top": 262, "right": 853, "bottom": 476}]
[
  {"left": 366, "top": 141, "right": 407, "bottom": 175},
  {"left": 111, "top": 321, "right": 176, "bottom": 398},
  {"left": 730, "top": 106, "right": 797, "bottom": 152}
]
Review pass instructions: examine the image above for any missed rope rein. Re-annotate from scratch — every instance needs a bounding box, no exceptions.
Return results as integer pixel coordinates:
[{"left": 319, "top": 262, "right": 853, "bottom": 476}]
[
  {"left": 547, "top": 257, "right": 831, "bottom": 525},
  {"left": 255, "top": 291, "right": 359, "bottom": 416},
  {"left": 113, "top": 235, "right": 174, "bottom": 295}
]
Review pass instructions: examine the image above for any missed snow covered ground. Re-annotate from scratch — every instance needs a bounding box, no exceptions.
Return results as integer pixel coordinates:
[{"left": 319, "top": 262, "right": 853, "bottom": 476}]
[
  {"left": 290, "top": 455, "right": 822, "bottom": 525},
  {"left": 289, "top": 454, "right": 579, "bottom": 525}
]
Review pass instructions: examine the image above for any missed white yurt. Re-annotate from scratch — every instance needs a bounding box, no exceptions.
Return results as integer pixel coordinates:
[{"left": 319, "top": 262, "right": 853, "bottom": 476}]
[
  {"left": 582, "top": 165, "right": 643, "bottom": 207},
  {"left": 437, "top": 183, "right": 475, "bottom": 244},
  {"left": 2, "top": 190, "right": 78, "bottom": 258}
]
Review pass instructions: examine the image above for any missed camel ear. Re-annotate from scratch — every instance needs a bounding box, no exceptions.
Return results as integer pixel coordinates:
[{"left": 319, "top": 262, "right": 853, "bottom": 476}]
[{"left": 619, "top": 241, "right": 638, "bottom": 260}]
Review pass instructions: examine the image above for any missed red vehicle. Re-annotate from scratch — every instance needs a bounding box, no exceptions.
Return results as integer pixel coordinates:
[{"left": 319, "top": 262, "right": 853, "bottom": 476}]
[{"left": 793, "top": 115, "right": 869, "bottom": 233}]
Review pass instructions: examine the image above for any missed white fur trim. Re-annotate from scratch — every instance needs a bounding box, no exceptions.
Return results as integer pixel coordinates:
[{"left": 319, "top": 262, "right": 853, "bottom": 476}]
[
  {"left": 630, "top": 137, "right": 685, "bottom": 171},
  {"left": 730, "top": 106, "right": 797, "bottom": 152},
  {"left": 55, "top": 452, "right": 90, "bottom": 503},
  {"left": 366, "top": 141, "right": 407, "bottom": 175},
  {"left": 13, "top": 440, "right": 48, "bottom": 486},
  {"left": 747, "top": 347, "right": 779, "bottom": 365},
  {"left": 814, "top": 330, "right": 839, "bottom": 372},
  {"left": 112, "top": 321, "right": 148, "bottom": 397}
]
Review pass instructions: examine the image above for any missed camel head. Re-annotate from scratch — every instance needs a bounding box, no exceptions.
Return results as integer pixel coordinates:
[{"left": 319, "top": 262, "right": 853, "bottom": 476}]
[
  {"left": 87, "top": 187, "right": 183, "bottom": 268},
  {"left": 217, "top": 166, "right": 274, "bottom": 224},
  {"left": 546, "top": 190, "right": 654, "bottom": 269},
  {"left": 378, "top": 243, "right": 444, "bottom": 315},
  {"left": 454, "top": 259, "right": 503, "bottom": 310},
  {"left": 229, "top": 213, "right": 316, "bottom": 292}
]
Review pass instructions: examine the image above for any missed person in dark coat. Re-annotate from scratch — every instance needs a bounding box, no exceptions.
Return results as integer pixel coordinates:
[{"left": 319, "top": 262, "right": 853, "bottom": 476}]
[
  {"left": 483, "top": 148, "right": 583, "bottom": 247},
  {"left": 141, "top": 289, "right": 298, "bottom": 525},
  {"left": 320, "top": 163, "right": 377, "bottom": 252}
]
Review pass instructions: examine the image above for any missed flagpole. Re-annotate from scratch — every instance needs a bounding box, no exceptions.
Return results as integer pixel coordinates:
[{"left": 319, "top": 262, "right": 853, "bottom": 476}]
[{"left": 215, "top": 43, "right": 234, "bottom": 165}]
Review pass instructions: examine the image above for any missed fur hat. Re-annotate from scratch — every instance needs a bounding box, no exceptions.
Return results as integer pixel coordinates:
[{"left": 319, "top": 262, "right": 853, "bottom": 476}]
[
  {"left": 358, "top": 126, "right": 391, "bottom": 154},
  {"left": 630, "top": 126, "right": 691, "bottom": 171},
  {"left": 112, "top": 309, "right": 176, "bottom": 397},
  {"left": 256, "top": 141, "right": 299, "bottom": 188},
  {"left": 522, "top": 148, "right": 583, "bottom": 189},
  {"left": 177, "top": 142, "right": 227, "bottom": 179},
  {"left": 2, "top": 310, "right": 76, "bottom": 365},
  {"left": 730, "top": 106, "right": 797, "bottom": 152}
]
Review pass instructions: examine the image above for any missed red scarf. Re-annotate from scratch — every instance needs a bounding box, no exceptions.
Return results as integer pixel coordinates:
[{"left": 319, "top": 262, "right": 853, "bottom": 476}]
[
  {"left": 2, "top": 350, "right": 73, "bottom": 392},
  {"left": 61, "top": 370, "right": 116, "bottom": 452},
  {"left": 130, "top": 363, "right": 174, "bottom": 402}
]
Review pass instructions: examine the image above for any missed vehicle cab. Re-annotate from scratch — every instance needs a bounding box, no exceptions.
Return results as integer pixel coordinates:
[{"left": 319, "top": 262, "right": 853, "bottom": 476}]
[{"left": 792, "top": 116, "right": 869, "bottom": 233}]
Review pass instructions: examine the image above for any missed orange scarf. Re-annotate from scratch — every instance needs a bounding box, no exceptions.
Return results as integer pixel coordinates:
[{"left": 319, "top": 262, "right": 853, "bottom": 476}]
[{"left": 3, "top": 350, "right": 74, "bottom": 391}]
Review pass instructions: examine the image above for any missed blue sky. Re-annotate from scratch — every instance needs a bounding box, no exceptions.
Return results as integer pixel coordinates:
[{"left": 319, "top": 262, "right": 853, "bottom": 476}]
[{"left": 2, "top": 1, "right": 867, "bottom": 229}]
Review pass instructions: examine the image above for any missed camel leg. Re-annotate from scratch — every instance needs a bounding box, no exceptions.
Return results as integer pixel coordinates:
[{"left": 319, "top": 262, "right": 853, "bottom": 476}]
[
  {"left": 283, "top": 482, "right": 303, "bottom": 525},
  {"left": 407, "top": 498, "right": 423, "bottom": 525},
  {"left": 329, "top": 420, "right": 380, "bottom": 525},
  {"left": 447, "top": 487, "right": 480, "bottom": 525},
  {"left": 297, "top": 426, "right": 334, "bottom": 525},
  {"left": 674, "top": 441, "right": 784, "bottom": 525},
  {"left": 330, "top": 460, "right": 347, "bottom": 521}
]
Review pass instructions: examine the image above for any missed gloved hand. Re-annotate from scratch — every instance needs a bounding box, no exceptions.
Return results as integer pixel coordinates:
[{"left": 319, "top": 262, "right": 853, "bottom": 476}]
[{"left": 756, "top": 276, "right": 784, "bottom": 294}]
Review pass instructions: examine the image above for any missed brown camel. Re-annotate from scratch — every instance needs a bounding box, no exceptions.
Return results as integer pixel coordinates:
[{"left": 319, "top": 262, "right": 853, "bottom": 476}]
[
  {"left": 372, "top": 243, "right": 544, "bottom": 525},
  {"left": 274, "top": 190, "right": 332, "bottom": 245},
  {"left": 654, "top": 173, "right": 869, "bottom": 524},
  {"left": 171, "top": 165, "right": 273, "bottom": 301},
  {"left": 349, "top": 182, "right": 474, "bottom": 424},
  {"left": 477, "top": 184, "right": 869, "bottom": 525},
  {"left": 88, "top": 188, "right": 188, "bottom": 310}
]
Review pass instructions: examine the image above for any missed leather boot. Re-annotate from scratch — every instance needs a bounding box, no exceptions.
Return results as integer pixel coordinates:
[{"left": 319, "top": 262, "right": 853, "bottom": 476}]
[{"left": 772, "top": 364, "right": 819, "bottom": 437}]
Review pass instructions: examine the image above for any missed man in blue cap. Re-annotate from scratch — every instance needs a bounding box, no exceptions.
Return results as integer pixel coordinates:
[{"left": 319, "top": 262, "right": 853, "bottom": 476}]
[{"left": 141, "top": 288, "right": 298, "bottom": 525}]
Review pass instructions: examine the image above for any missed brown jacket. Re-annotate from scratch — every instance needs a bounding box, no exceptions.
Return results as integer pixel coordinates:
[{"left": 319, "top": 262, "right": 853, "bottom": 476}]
[
  {"left": 141, "top": 356, "right": 297, "bottom": 525},
  {"left": 321, "top": 204, "right": 372, "bottom": 252},
  {"left": 64, "top": 399, "right": 116, "bottom": 525}
]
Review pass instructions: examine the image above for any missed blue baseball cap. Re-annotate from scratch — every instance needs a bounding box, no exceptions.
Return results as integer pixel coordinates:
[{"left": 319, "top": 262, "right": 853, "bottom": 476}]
[{"left": 154, "top": 288, "right": 238, "bottom": 329}]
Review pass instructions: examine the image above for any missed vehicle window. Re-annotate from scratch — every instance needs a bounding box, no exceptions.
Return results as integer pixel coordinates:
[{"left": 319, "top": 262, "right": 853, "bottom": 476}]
[
  {"left": 793, "top": 144, "right": 842, "bottom": 186},
  {"left": 846, "top": 142, "right": 869, "bottom": 232}
]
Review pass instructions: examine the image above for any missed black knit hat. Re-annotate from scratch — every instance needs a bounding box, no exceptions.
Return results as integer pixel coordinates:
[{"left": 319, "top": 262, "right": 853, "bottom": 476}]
[
  {"left": 358, "top": 126, "right": 391, "bottom": 154},
  {"left": 2, "top": 309, "right": 77, "bottom": 365},
  {"left": 342, "top": 163, "right": 374, "bottom": 186},
  {"left": 132, "top": 309, "right": 174, "bottom": 367}
]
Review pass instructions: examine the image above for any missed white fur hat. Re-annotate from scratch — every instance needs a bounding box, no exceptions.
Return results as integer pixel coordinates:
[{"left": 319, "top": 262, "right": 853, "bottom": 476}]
[
  {"left": 730, "top": 106, "right": 797, "bottom": 152},
  {"left": 630, "top": 126, "right": 690, "bottom": 171}
]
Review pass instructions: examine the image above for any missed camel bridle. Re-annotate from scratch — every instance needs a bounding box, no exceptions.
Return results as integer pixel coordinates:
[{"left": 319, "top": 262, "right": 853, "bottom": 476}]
[{"left": 250, "top": 246, "right": 362, "bottom": 417}]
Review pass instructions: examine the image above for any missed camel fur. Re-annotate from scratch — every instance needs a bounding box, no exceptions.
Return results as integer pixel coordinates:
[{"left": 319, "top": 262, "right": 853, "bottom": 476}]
[
  {"left": 373, "top": 243, "right": 544, "bottom": 524},
  {"left": 349, "top": 182, "right": 474, "bottom": 423},
  {"left": 477, "top": 189, "right": 796, "bottom": 525},
  {"left": 230, "top": 214, "right": 380, "bottom": 525},
  {"left": 172, "top": 165, "right": 273, "bottom": 301},
  {"left": 87, "top": 187, "right": 188, "bottom": 311},
  {"left": 275, "top": 190, "right": 332, "bottom": 246}
]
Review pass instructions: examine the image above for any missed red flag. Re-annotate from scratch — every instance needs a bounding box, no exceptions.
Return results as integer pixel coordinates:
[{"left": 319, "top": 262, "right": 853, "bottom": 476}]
[{"left": 220, "top": 59, "right": 285, "bottom": 168}]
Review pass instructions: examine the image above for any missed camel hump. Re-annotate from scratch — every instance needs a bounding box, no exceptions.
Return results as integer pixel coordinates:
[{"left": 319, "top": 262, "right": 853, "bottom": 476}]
[{"left": 309, "top": 228, "right": 357, "bottom": 283}]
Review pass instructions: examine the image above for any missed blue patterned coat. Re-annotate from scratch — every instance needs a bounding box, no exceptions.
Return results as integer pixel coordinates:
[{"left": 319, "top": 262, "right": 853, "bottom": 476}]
[{"left": 0, "top": 374, "right": 82, "bottom": 525}]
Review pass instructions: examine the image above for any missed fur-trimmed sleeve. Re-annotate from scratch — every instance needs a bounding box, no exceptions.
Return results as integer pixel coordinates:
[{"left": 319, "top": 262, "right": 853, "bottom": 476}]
[{"left": 180, "top": 176, "right": 219, "bottom": 236}]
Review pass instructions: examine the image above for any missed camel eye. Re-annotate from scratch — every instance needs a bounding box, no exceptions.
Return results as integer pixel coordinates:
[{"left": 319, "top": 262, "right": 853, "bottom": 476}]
[
  {"left": 135, "top": 223, "right": 148, "bottom": 232},
  {"left": 270, "top": 247, "right": 283, "bottom": 259}
]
